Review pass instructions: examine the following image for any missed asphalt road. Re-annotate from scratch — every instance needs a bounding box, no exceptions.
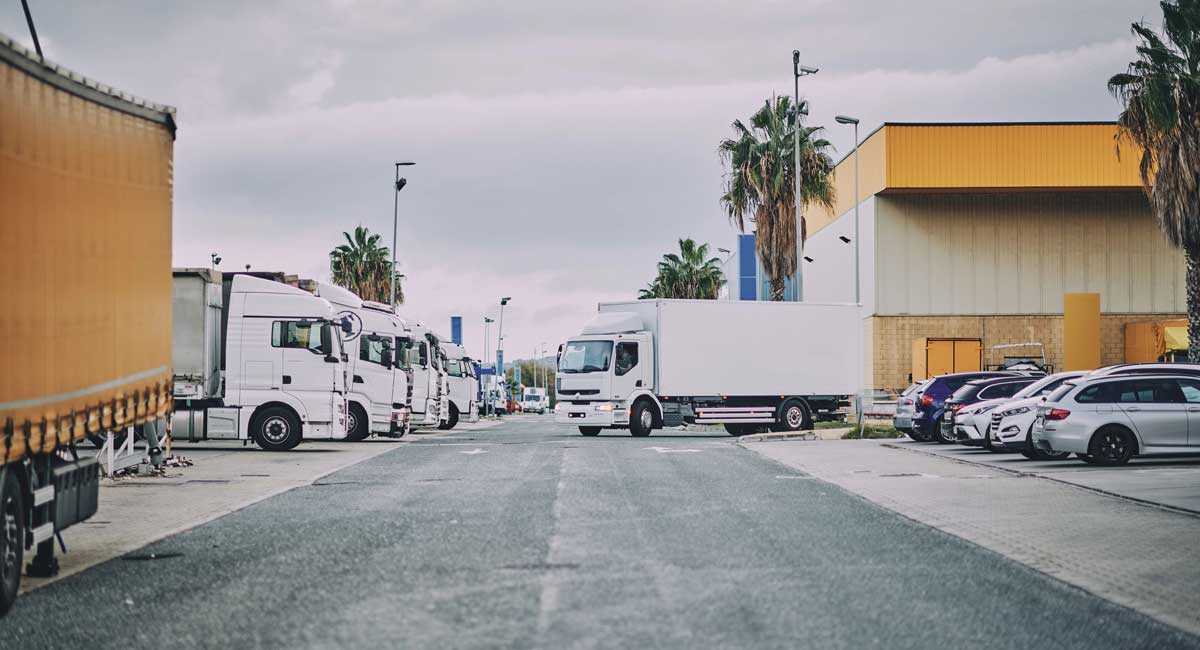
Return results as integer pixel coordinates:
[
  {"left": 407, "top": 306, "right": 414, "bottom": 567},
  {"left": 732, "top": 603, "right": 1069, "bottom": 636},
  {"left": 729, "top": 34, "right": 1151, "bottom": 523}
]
[{"left": 5, "top": 417, "right": 1198, "bottom": 649}]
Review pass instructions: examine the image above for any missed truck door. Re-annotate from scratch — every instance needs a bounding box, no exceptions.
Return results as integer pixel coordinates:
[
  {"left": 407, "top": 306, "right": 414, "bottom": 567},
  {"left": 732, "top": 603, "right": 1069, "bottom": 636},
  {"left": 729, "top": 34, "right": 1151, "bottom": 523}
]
[
  {"left": 274, "top": 320, "right": 335, "bottom": 424},
  {"left": 357, "top": 333, "right": 397, "bottom": 432},
  {"left": 409, "top": 341, "right": 431, "bottom": 416},
  {"left": 611, "top": 340, "right": 642, "bottom": 401}
]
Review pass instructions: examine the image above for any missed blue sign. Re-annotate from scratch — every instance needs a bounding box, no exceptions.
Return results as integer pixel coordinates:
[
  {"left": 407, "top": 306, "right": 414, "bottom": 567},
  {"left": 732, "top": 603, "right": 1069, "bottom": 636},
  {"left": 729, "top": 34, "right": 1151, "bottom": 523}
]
[{"left": 450, "top": 316, "right": 462, "bottom": 345}]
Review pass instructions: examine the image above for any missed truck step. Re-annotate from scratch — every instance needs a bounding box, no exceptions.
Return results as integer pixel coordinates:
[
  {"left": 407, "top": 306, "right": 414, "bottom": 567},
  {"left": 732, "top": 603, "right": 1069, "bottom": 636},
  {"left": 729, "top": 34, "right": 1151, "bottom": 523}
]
[
  {"left": 30, "top": 523, "right": 55, "bottom": 545},
  {"left": 32, "top": 485, "right": 55, "bottom": 507}
]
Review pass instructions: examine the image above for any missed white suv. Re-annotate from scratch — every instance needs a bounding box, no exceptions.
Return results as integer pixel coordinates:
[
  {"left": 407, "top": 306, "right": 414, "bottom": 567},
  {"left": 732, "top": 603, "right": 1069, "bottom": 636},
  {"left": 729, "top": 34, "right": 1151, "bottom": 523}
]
[
  {"left": 1032, "top": 374, "right": 1200, "bottom": 465},
  {"left": 988, "top": 371, "right": 1086, "bottom": 458}
]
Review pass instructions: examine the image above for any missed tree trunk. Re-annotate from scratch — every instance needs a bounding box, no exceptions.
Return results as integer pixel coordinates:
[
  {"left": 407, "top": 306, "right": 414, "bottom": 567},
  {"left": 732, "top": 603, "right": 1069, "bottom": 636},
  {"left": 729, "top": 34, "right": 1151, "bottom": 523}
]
[
  {"left": 1189, "top": 248, "right": 1200, "bottom": 363},
  {"left": 769, "top": 277, "right": 786, "bottom": 301}
]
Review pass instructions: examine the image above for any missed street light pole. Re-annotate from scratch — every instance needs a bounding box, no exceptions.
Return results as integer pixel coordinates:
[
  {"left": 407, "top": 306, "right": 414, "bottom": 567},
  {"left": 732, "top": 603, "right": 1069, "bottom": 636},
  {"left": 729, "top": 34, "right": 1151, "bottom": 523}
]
[
  {"left": 391, "top": 161, "right": 415, "bottom": 308},
  {"left": 793, "top": 53, "right": 818, "bottom": 302},
  {"left": 835, "top": 115, "right": 863, "bottom": 436},
  {"left": 484, "top": 317, "right": 494, "bottom": 417}
]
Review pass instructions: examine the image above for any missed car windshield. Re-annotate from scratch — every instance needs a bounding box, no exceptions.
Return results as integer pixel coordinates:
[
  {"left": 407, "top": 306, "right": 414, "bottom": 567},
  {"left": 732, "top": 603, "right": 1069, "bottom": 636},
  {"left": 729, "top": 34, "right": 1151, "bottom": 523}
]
[
  {"left": 950, "top": 383, "right": 983, "bottom": 402},
  {"left": 558, "top": 341, "right": 613, "bottom": 373}
]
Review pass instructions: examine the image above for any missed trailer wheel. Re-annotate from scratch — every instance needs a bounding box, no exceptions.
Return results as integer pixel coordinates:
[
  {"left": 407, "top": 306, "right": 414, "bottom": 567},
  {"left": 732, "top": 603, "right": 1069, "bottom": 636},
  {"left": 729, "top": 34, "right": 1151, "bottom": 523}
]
[
  {"left": 439, "top": 404, "right": 460, "bottom": 430},
  {"left": 252, "top": 406, "right": 302, "bottom": 451},
  {"left": 629, "top": 401, "right": 654, "bottom": 437},
  {"left": 345, "top": 403, "right": 370, "bottom": 442},
  {"left": 771, "top": 400, "right": 808, "bottom": 432},
  {"left": 0, "top": 470, "right": 24, "bottom": 617}
]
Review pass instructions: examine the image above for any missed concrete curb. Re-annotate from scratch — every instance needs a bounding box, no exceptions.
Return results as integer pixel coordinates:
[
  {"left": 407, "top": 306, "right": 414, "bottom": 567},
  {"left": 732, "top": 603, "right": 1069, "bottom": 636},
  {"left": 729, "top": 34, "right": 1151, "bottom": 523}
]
[{"left": 737, "top": 431, "right": 818, "bottom": 443}]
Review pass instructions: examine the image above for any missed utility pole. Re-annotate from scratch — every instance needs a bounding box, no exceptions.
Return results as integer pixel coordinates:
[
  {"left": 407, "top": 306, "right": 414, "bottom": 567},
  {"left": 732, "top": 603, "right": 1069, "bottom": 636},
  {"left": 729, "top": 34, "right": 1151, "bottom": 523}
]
[{"left": 793, "top": 52, "right": 817, "bottom": 301}]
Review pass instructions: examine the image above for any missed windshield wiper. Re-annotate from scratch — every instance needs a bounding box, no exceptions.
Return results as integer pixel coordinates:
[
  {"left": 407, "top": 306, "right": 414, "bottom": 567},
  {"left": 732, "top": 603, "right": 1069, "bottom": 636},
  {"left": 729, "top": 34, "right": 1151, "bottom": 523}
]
[{"left": 580, "top": 365, "right": 605, "bottom": 373}]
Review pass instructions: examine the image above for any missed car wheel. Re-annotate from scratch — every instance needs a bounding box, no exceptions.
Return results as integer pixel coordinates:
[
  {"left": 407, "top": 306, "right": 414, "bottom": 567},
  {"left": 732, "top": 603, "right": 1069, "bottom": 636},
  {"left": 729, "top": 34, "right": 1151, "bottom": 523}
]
[
  {"left": 252, "top": 406, "right": 303, "bottom": 451},
  {"left": 629, "top": 401, "right": 654, "bottom": 437},
  {"left": 933, "top": 416, "right": 953, "bottom": 444},
  {"left": 0, "top": 470, "right": 24, "bottom": 617},
  {"left": 345, "top": 403, "right": 370, "bottom": 441},
  {"left": 1088, "top": 426, "right": 1136, "bottom": 466},
  {"left": 579, "top": 427, "right": 601, "bottom": 436}
]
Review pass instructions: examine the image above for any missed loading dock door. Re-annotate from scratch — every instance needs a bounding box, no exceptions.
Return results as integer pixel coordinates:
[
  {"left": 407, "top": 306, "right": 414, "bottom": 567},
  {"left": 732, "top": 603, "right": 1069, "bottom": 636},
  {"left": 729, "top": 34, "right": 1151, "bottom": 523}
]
[{"left": 912, "top": 338, "right": 982, "bottom": 381}]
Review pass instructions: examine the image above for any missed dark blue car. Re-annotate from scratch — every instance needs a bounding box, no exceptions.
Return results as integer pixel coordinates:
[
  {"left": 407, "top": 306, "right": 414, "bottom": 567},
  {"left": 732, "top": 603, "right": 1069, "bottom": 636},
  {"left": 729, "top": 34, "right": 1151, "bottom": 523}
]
[{"left": 909, "top": 371, "right": 1023, "bottom": 442}]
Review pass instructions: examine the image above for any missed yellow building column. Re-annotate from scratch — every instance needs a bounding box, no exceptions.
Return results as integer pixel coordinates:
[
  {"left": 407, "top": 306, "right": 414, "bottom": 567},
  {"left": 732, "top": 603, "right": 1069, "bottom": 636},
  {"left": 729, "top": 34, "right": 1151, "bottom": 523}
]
[{"left": 1063, "top": 293, "right": 1101, "bottom": 370}]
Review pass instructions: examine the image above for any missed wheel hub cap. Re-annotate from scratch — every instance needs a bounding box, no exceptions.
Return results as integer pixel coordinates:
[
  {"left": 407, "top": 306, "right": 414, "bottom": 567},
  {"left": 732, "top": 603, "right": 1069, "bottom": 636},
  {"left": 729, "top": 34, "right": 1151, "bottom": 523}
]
[
  {"left": 787, "top": 407, "right": 802, "bottom": 428},
  {"left": 264, "top": 417, "right": 288, "bottom": 443}
]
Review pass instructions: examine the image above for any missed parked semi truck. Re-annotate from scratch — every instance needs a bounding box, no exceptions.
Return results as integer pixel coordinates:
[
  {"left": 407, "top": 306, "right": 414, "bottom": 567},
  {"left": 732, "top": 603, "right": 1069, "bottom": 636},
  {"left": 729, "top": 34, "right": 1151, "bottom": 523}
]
[
  {"left": 311, "top": 283, "right": 412, "bottom": 439},
  {"left": 403, "top": 322, "right": 447, "bottom": 428},
  {"left": 555, "top": 300, "right": 858, "bottom": 436},
  {"left": 439, "top": 342, "right": 480, "bottom": 429},
  {"left": 172, "top": 270, "right": 350, "bottom": 451},
  {"left": 0, "top": 34, "right": 175, "bottom": 616}
]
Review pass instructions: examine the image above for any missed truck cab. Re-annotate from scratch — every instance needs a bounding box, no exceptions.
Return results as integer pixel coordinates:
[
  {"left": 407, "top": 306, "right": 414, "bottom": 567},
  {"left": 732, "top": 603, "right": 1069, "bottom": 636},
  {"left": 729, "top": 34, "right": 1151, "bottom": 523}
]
[
  {"left": 311, "top": 284, "right": 412, "bottom": 440},
  {"left": 404, "top": 323, "right": 445, "bottom": 429},
  {"left": 439, "top": 341, "right": 480, "bottom": 429},
  {"left": 555, "top": 326, "right": 654, "bottom": 432},
  {"left": 222, "top": 275, "right": 350, "bottom": 450}
]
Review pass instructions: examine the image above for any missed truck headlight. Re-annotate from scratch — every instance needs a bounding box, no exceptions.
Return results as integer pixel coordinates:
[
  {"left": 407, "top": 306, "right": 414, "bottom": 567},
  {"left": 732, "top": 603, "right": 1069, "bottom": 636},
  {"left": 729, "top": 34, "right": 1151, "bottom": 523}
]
[{"left": 594, "top": 403, "right": 613, "bottom": 412}]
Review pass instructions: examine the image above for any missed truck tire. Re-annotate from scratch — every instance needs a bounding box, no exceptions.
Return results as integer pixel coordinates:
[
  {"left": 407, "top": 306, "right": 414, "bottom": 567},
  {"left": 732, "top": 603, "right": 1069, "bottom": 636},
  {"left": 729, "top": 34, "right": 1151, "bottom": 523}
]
[
  {"left": 724, "top": 424, "right": 753, "bottom": 436},
  {"left": 0, "top": 470, "right": 24, "bottom": 617},
  {"left": 579, "top": 427, "right": 601, "bottom": 436},
  {"left": 771, "top": 400, "right": 808, "bottom": 432},
  {"left": 345, "top": 403, "right": 370, "bottom": 442},
  {"left": 252, "top": 406, "right": 303, "bottom": 452},
  {"left": 629, "top": 401, "right": 654, "bottom": 437},
  {"left": 439, "top": 404, "right": 460, "bottom": 430}
]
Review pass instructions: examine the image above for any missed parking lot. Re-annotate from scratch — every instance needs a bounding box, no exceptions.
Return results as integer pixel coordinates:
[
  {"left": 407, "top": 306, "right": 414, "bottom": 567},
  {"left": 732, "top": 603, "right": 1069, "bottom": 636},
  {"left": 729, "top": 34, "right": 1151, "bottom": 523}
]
[{"left": 889, "top": 440, "right": 1200, "bottom": 513}]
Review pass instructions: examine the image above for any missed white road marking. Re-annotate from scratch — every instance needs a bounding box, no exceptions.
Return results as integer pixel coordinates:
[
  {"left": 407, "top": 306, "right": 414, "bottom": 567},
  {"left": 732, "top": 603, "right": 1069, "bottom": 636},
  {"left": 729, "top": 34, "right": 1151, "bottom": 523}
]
[
  {"left": 643, "top": 446, "right": 702, "bottom": 454},
  {"left": 775, "top": 475, "right": 816, "bottom": 480},
  {"left": 460, "top": 448, "right": 488, "bottom": 455}
]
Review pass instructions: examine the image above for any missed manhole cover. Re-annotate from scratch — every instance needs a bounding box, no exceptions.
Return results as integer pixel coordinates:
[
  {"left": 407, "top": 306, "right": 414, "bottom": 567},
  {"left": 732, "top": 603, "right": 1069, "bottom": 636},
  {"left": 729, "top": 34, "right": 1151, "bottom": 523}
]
[{"left": 122, "top": 552, "right": 184, "bottom": 562}]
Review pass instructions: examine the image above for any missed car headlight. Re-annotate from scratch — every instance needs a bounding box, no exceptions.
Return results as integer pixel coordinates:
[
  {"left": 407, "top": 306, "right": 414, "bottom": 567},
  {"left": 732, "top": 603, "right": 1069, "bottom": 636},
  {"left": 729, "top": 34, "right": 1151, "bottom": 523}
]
[
  {"left": 1001, "top": 406, "right": 1031, "bottom": 417},
  {"left": 973, "top": 405, "right": 998, "bottom": 415},
  {"left": 594, "top": 403, "right": 613, "bottom": 412}
]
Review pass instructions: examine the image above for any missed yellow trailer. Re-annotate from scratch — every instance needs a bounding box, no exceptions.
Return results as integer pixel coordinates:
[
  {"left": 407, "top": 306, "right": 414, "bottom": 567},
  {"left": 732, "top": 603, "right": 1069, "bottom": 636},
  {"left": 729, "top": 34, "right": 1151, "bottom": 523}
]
[{"left": 0, "top": 33, "right": 175, "bottom": 615}]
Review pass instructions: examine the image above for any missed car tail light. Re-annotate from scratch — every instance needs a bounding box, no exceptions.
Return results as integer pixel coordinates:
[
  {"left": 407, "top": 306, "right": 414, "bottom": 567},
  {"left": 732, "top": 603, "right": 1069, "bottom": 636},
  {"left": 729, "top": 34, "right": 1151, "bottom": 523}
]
[
  {"left": 1045, "top": 408, "right": 1071, "bottom": 421},
  {"left": 951, "top": 404, "right": 964, "bottom": 413},
  {"left": 920, "top": 395, "right": 933, "bottom": 406},
  {"left": 902, "top": 398, "right": 913, "bottom": 406}
]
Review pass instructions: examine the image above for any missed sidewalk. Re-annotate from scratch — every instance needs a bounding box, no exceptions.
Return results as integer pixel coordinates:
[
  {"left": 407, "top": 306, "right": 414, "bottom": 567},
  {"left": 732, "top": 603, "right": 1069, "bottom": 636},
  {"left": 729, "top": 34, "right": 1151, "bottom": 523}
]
[
  {"left": 23, "top": 430, "right": 463, "bottom": 593},
  {"left": 744, "top": 439, "right": 1200, "bottom": 637}
]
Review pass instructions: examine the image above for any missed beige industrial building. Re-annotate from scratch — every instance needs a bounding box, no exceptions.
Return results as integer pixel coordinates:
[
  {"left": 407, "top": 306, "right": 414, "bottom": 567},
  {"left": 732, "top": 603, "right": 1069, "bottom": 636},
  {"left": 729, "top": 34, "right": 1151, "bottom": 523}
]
[{"left": 802, "top": 122, "right": 1186, "bottom": 390}]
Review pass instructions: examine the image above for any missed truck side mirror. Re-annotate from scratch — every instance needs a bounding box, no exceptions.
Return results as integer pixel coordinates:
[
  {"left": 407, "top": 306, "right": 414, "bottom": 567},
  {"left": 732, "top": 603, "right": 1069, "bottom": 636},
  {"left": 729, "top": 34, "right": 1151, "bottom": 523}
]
[{"left": 382, "top": 348, "right": 393, "bottom": 369}]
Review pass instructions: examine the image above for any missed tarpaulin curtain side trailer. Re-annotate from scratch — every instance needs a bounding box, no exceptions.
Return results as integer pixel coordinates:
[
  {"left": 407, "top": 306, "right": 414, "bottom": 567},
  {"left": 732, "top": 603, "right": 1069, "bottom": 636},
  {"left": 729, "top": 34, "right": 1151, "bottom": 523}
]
[{"left": 0, "top": 35, "right": 176, "bottom": 462}]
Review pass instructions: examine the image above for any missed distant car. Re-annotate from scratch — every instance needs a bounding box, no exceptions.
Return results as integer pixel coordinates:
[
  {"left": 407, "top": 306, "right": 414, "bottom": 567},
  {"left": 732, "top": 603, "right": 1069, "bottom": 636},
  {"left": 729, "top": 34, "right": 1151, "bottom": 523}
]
[
  {"left": 942, "top": 376, "right": 1039, "bottom": 445},
  {"left": 988, "top": 371, "right": 1088, "bottom": 458},
  {"left": 1033, "top": 374, "right": 1200, "bottom": 465},
  {"left": 910, "top": 371, "right": 1026, "bottom": 442},
  {"left": 893, "top": 381, "right": 928, "bottom": 435}
]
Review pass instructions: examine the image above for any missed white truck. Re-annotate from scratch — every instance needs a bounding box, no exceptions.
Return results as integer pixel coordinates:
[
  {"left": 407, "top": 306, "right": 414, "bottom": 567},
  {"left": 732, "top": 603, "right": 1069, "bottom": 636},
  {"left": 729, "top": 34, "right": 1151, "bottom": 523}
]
[
  {"left": 522, "top": 387, "right": 548, "bottom": 414},
  {"left": 439, "top": 341, "right": 480, "bottom": 429},
  {"left": 310, "top": 283, "right": 412, "bottom": 439},
  {"left": 403, "top": 322, "right": 447, "bottom": 429},
  {"left": 555, "top": 299, "right": 857, "bottom": 436},
  {"left": 172, "top": 270, "right": 350, "bottom": 450}
]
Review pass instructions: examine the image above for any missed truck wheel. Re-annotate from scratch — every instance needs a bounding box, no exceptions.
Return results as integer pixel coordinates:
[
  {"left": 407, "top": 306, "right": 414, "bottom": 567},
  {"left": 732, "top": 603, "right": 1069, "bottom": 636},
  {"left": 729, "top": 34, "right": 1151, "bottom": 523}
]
[
  {"left": 345, "top": 403, "right": 370, "bottom": 442},
  {"left": 439, "top": 404, "right": 460, "bottom": 430},
  {"left": 629, "top": 401, "right": 654, "bottom": 437},
  {"left": 771, "top": 400, "right": 807, "bottom": 432},
  {"left": 0, "top": 470, "right": 24, "bottom": 617},
  {"left": 579, "top": 427, "right": 601, "bottom": 436},
  {"left": 724, "top": 424, "right": 753, "bottom": 437},
  {"left": 252, "top": 406, "right": 302, "bottom": 452}
]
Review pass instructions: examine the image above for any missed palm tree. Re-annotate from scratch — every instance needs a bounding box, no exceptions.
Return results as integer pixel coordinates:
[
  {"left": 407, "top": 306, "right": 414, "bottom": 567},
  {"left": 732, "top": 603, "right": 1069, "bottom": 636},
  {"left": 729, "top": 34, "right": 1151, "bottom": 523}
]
[
  {"left": 719, "top": 95, "right": 836, "bottom": 301},
  {"left": 1110, "top": 0, "right": 1200, "bottom": 361},
  {"left": 639, "top": 238, "right": 724, "bottom": 299},
  {"left": 329, "top": 226, "right": 403, "bottom": 304}
]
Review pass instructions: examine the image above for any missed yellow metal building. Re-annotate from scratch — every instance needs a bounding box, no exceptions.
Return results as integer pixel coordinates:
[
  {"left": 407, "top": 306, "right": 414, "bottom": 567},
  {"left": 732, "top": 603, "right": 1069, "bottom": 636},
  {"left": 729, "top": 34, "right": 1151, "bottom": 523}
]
[{"left": 803, "top": 122, "right": 1186, "bottom": 390}]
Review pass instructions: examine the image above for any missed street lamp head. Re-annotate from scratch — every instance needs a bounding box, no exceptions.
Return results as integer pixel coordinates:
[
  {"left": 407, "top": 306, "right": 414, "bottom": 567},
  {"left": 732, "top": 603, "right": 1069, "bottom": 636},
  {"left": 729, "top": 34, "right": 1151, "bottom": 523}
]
[
  {"left": 395, "top": 161, "right": 416, "bottom": 167},
  {"left": 835, "top": 115, "right": 860, "bottom": 125},
  {"left": 792, "top": 50, "right": 800, "bottom": 63},
  {"left": 500, "top": 297, "right": 511, "bottom": 305},
  {"left": 717, "top": 247, "right": 730, "bottom": 254},
  {"left": 395, "top": 177, "right": 407, "bottom": 192}
]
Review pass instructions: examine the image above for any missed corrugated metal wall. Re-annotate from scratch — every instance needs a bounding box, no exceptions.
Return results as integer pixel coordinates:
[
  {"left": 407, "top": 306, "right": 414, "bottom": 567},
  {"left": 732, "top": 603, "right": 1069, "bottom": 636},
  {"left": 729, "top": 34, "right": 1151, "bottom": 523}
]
[{"left": 874, "top": 192, "right": 1184, "bottom": 315}]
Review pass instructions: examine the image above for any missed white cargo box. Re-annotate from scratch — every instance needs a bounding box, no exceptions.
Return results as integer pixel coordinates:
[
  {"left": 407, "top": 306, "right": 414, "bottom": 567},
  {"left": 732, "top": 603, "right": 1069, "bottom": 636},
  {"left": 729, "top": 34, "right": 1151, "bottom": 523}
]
[{"left": 597, "top": 300, "right": 859, "bottom": 398}]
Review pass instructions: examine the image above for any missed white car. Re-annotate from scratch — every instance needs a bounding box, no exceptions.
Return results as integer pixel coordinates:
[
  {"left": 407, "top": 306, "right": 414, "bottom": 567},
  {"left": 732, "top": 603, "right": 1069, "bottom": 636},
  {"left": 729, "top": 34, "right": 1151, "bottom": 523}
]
[
  {"left": 988, "top": 371, "right": 1086, "bottom": 458},
  {"left": 952, "top": 399, "right": 1008, "bottom": 446},
  {"left": 893, "top": 380, "right": 928, "bottom": 436},
  {"left": 1032, "top": 373, "right": 1200, "bottom": 465}
]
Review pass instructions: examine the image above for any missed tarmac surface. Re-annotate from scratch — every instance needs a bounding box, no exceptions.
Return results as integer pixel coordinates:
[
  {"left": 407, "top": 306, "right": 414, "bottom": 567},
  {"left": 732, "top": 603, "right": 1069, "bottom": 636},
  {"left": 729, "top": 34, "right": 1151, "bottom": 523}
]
[{"left": 4, "top": 416, "right": 1198, "bottom": 649}]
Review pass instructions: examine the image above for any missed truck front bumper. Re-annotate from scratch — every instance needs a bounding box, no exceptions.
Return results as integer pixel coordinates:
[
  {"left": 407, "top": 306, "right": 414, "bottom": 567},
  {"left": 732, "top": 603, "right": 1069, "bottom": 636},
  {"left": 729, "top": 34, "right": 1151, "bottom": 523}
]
[{"left": 554, "top": 403, "right": 627, "bottom": 427}]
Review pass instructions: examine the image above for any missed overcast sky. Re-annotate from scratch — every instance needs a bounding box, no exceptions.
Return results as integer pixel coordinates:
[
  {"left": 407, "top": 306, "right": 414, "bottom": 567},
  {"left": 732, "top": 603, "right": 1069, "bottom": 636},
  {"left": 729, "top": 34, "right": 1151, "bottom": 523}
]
[{"left": 1, "top": 0, "right": 1161, "bottom": 364}]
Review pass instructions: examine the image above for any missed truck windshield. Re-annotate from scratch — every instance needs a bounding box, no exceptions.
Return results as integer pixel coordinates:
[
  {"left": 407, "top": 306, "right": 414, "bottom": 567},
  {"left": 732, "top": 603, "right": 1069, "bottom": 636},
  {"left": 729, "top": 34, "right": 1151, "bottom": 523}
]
[
  {"left": 393, "top": 337, "right": 412, "bottom": 370},
  {"left": 559, "top": 341, "right": 613, "bottom": 373},
  {"left": 446, "top": 359, "right": 463, "bottom": 377}
]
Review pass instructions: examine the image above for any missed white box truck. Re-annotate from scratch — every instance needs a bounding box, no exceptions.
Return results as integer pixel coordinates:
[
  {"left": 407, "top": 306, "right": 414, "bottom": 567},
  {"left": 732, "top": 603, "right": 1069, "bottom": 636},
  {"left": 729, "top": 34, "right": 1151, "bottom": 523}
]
[
  {"left": 438, "top": 341, "right": 480, "bottom": 429},
  {"left": 554, "top": 299, "right": 858, "bottom": 436},
  {"left": 522, "top": 387, "right": 548, "bottom": 414},
  {"left": 311, "top": 283, "right": 412, "bottom": 440},
  {"left": 172, "top": 270, "right": 350, "bottom": 450}
]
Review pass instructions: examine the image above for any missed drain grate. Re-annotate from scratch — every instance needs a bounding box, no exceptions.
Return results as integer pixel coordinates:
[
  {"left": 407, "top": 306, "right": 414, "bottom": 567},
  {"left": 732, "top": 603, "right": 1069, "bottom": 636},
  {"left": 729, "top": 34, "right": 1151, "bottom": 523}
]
[{"left": 122, "top": 552, "right": 184, "bottom": 562}]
